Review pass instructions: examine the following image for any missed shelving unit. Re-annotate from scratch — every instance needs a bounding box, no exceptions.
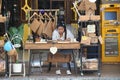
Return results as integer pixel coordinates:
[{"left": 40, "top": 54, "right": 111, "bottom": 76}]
[
  {"left": 0, "top": 19, "right": 9, "bottom": 77},
  {"left": 79, "top": 20, "right": 101, "bottom": 76},
  {"left": 0, "top": 46, "right": 8, "bottom": 77}
]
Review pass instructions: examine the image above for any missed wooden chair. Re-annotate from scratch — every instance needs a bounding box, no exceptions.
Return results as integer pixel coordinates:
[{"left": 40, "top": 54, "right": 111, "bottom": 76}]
[{"left": 47, "top": 52, "right": 72, "bottom": 72}]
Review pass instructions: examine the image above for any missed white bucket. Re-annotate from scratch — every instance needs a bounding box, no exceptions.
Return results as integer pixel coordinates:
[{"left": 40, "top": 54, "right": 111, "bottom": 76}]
[{"left": 13, "top": 63, "right": 22, "bottom": 73}]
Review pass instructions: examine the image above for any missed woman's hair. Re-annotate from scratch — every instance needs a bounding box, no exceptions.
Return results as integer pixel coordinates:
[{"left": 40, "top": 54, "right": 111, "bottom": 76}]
[{"left": 57, "top": 22, "right": 67, "bottom": 39}]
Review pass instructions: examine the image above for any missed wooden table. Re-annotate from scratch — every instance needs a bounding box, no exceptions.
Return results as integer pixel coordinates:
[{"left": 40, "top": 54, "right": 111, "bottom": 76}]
[
  {"left": 24, "top": 41, "right": 80, "bottom": 75},
  {"left": 24, "top": 42, "right": 80, "bottom": 50}
]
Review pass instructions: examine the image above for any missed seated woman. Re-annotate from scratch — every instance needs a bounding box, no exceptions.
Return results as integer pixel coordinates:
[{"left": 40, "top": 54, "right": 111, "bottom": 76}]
[
  {"left": 52, "top": 22, "right": 74, "bottom": 75},
  {"left": 52, "top": 23, "right": 74, "bottom": 41}
]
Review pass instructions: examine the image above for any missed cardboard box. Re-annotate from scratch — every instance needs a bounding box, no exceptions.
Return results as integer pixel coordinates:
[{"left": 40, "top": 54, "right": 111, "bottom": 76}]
[
  {"left": 78, "top": 0, "right": 96, "bottom": 11},
  {"left": 88, "top": 33, "right": 96, "bottom": 37},
  {"left": 81, "top": 36, "right": 91, "bottom": 45},
  {"left": 86, "top": 62, "right": 98, "bottom": 69},
  {"left": 90, "top": 15, "right": 100, "bottom": 21},
  {"left": 78, "top": 0, "right": 86, "bottom": 11},
  {"left": 83, "top": 58, "right": 98, "bottom": 70},
  {"left": 85, "top": 0, "right": 96, "bottom": 11},
  {"left": 79, "top": 16, "right": 90, "bottom": 21},
  {"left": 91, "top": 36, "right": 98, "bottom": 44},
  {"left": 86, "top": 9, "right": 95, "bottom": 15}
]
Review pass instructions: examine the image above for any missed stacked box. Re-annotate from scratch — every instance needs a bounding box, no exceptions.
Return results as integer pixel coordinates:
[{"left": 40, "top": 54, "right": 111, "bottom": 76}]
[
  {"left": 90, "top": 15, "right": 100, "bottom": 21},
  {"left": 81, "top": 24, "right": 98, "bottom": 45},
  {"left": 79, "top": 16, "right": 90, "bottom": 21},
  {"left": 79, "top": 15, "right": 100, "bottom": 21},
  {"left": 83, "top": 58, "right": 98, "bottom": 70}
]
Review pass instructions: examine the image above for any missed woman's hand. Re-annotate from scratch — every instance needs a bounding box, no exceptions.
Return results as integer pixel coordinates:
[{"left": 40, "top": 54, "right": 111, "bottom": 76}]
[
  {"left": 57, "top": 39, "right": 62, "bottom": 41},
  {"left": 65, "top": 38, "right": 71, "bottom": 41}
]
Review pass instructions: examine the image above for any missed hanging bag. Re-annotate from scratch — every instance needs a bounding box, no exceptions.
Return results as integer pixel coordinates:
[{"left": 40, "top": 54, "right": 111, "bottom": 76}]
[{"left": 29, "top": 19, "right": 41, "bottom": 33}]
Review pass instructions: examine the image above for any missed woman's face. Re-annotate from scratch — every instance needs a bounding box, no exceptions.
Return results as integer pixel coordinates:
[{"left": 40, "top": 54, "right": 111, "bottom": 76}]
[{"left": 57, "top": 26, "right": 64, "bottom": 35}]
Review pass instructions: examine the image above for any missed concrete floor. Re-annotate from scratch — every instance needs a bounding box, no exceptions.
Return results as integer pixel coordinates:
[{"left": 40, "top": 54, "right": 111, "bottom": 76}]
[
  {"left": 0, "top": 61, "right": 120, "bottom": 80},
  {"left": 0, "top": 63, "right": 120, "bottom": 80},
  {"left": 0, "top": 51, "right": 119, "bottom": 79},
  {"left": 14, "top": 50, "right": 120, "bottom": 77},
  {"left": 16, "top": 62, "right": 119, "bottom": 78}
]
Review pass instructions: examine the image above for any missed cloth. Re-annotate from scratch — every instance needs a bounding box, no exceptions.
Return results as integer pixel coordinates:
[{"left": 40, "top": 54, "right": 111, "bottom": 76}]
[{"left": 52, "top": 29, "right": 74, "bottom": 41}]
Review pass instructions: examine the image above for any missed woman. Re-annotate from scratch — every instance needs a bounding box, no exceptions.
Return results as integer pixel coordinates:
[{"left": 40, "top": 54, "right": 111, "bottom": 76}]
[
  {"left": 52, "top": 22, "right": 74, "bottom": 41},
  {"left": 52, "top": 22, "right": 74, "bottom": 75}
]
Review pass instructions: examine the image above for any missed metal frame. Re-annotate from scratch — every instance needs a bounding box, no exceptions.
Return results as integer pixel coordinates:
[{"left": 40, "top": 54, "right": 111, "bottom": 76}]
[{"left": 79, "top": 20, "right": 101, "bottom": 76}]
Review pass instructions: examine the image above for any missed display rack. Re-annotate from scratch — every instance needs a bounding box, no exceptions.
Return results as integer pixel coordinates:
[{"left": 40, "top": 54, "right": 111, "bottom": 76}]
[
  {"left": 79, "top": 20, "right": 101, "bottom": 76},
  {"left": 0, "top": 18, "right": 9, "bottom": 77},
  {"left": 0, "top": 46, "right": 8, "bottom": 77}
]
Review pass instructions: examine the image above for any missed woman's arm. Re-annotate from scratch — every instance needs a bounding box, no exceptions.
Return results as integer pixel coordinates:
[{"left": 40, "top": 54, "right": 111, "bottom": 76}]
[{"left": 52, "top": 30, "right": 58, "bottom": 40}]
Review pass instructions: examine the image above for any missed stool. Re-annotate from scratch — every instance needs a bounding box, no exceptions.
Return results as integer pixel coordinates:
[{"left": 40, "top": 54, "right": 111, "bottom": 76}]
[
  {"left": 29, "top": 51, "right": 42, "bottom": 75},
  {"left": 9, "top": 56, "right": 26, "bottom": 77},
  {"left": 47, "top": 53, "right": 71, "bottom": 72}
]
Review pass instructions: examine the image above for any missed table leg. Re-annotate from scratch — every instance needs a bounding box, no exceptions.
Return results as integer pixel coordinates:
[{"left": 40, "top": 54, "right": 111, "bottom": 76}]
[
  {"left": 72, "top": 50, "right": 77, "bottom": 74},
  {"left": 28, "top": 49, "right": 31, "bottom": 76},
  {"left": 5, "top": 52, "right": 9, "bottom": 77}
]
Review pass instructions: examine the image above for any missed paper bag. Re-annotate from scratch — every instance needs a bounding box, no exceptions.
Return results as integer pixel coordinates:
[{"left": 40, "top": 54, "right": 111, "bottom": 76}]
[
  {"left": 37, "top": 20, "right": 44, "bottom": 35},
  {"left": 42, "top": 20, "right": 53, "bottom": 39},
  {"left": 29, "top": 19, "right": 40, "bottom": 33}
]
